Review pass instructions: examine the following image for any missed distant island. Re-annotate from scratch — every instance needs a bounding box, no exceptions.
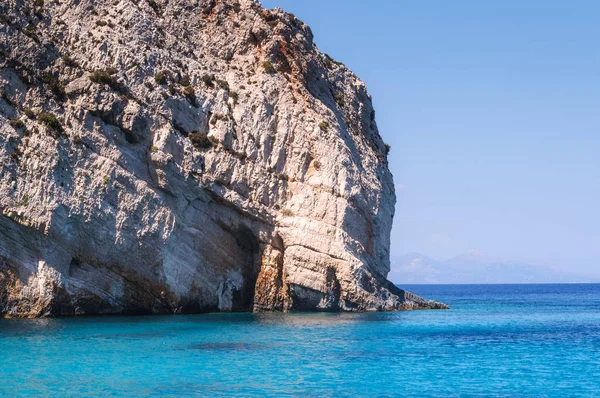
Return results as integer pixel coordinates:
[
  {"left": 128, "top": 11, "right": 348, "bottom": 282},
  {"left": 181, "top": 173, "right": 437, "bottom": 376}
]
[{"left": 389, "top": 251, "right": 598, "bottom": 284}]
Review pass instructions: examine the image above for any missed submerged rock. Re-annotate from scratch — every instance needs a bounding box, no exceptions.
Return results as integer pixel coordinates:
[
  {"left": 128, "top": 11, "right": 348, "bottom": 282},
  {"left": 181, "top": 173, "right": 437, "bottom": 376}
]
[{"left": 0, "top": 0, "right": 447, "bottom": 317}]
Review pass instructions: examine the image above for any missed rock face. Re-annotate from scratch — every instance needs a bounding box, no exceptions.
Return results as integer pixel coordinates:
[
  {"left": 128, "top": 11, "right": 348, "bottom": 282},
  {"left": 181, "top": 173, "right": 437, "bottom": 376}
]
[{"left": 0, "top": 0, "right": 447, "bottom": 317}]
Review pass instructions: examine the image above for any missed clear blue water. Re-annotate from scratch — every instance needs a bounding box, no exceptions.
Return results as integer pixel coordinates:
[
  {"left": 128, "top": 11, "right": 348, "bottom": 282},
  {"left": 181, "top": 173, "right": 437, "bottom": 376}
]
[{"left": 2, "top": 284, "right": 600, "bottom": 397}]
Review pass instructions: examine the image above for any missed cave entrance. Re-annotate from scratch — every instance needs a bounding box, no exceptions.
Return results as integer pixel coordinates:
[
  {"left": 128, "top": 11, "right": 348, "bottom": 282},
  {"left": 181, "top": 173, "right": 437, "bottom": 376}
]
[{"left": 232, "top": 226, "right": 260, "bottom": 312}]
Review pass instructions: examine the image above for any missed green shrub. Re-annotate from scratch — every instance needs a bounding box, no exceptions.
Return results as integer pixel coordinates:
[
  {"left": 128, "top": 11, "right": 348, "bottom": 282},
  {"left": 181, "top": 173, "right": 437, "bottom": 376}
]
[
  {"left": 61, "top": 55, "right": 78, "bottom": 67},
  {"left": 183, "top": 86, "right": 195, "bottom": 101},
  {"left": 147, "top": 0, "right": 160, "bottom": 13},
  {"left": 42, "top": 72, "right": 53, "bottom": 84},
  {"left": 324, "top": 53, "right": 344, "bottom": 68},
  {"left": 211, "top": 114, "right": 229, "bottom": 124},
  {"left": 90, "top": 70, "right": 125, "bottom": 93},
  {"left": 154, "top": 71, "right": 168, "bottom": 85},
  {"left": 43, "top": 72, "right": 66, "bottom": 101},
  {"left": 384, "top": 143, "right": 391, "bottom": 155},
  {"left": 334, "top": 91, "right": 344, "bottom": 106},
  {"left": 37, "top": 112, "right": 62, "bottom": 131},
  {"left": 230, "top": 91, "right": 239, "bottom": 105},
  {"left": 208, "top": 136, "right": 219, "bottom": 146},
  {"left": 201, "top": 74, "right": 215, "bottom": 88},
  {"left": 319, "top": 120, "right": 329, "bottom": 132},
  {"left": 281, "top": 209, "right": 294, "bottom": 217},
  {"left": 10, "top": 149, "right": 21, "bottom": 163},
  {"left": 178, "top": 75, "right": 191, "bottom": 87},
  {"left": 90, "top": 70, "right": 115, "bottom": 85},
  {"left": 274, "top": 173, "right": 289, "bottom": 181},
  {"left": 216, "top": 79, "right": 229, "bottom": 90},
  {"left": 9, "top": 119, "right": 25, "bottom": 129},
  {"left": 188, "top": 131, "right": 215, "bottom": 149},
  {"left": 24, "top": 108, "right": 36, "bottom": 119},
  {"left": 0, "top": 90, "right": 12, "bottom": 105},
  {"left": 262, "top": 61, "right": 276, "bottom": 74},
  {"left": 15, "top": 194, "right": 29, "bottom": 207},
  {"left": 23, "top": 24, "right": 37, "bottom": 38}
]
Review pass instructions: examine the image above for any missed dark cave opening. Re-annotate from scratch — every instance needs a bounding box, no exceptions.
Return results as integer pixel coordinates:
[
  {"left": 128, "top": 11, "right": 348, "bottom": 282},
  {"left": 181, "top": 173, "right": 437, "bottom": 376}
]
[{"left": 232, "top": 226, "right": 260, "bottom": 312}]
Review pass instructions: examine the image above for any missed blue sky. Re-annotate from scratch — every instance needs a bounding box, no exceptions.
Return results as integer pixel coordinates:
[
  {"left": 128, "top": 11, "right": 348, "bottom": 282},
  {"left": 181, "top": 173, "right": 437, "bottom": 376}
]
[{"left": 261, "top": 1, "right": 600, "bottom": 275}]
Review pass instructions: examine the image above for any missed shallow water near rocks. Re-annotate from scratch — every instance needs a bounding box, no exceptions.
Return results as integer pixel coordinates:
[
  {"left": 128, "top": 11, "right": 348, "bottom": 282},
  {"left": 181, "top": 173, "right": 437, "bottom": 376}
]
[{"left": 2, "top": 284, "right": 600, "bottom": 397}]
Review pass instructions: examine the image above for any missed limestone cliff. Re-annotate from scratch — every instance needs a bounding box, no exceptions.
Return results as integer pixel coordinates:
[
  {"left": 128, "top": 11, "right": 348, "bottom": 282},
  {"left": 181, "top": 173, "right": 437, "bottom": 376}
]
[{"left": 0, "top": 0, "right": 447, "bottom": 317}]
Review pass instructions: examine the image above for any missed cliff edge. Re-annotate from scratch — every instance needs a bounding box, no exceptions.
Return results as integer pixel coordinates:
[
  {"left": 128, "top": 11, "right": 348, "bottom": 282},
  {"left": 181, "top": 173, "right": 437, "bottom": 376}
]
[{"left": 0, "top": 0, "right": 447, "bottom": 317}]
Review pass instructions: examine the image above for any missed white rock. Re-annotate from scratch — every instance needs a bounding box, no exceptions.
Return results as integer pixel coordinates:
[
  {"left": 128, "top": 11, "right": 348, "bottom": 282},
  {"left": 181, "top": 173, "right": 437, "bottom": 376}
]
[{"left": 0, "top": 0, "right": 446, "bottom": 317}]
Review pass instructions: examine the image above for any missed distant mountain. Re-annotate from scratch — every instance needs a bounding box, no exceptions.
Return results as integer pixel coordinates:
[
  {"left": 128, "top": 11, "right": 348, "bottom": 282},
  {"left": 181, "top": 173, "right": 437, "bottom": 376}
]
[{"left": 389, "top": 251, "right": 597, "bottom": 284}]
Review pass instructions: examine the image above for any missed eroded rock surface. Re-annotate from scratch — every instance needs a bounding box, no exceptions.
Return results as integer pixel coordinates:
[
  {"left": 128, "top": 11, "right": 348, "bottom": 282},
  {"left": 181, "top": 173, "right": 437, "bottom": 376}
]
[{"left": 0, "top": 0, "right": 447, "bottom": 317}]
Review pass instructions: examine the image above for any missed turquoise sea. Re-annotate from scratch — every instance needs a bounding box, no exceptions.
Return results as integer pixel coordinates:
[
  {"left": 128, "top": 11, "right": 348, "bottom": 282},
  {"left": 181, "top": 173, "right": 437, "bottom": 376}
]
[{"left": 1, "top": 284, "right": 600, "bottom": 397}]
